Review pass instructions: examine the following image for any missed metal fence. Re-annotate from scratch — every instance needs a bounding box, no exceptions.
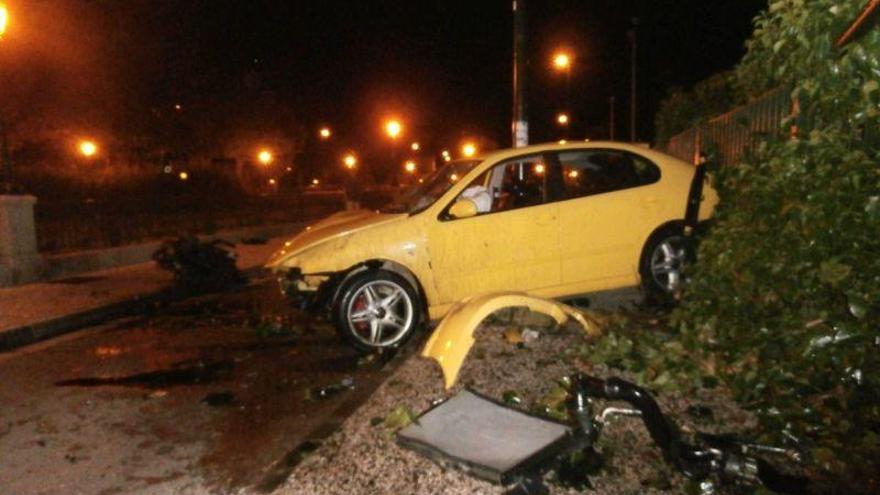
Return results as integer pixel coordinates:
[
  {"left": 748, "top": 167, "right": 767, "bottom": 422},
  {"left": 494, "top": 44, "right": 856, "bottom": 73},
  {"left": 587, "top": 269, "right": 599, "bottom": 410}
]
[{"left": 664, "top": 87, "right": 792, "bottom": 165}]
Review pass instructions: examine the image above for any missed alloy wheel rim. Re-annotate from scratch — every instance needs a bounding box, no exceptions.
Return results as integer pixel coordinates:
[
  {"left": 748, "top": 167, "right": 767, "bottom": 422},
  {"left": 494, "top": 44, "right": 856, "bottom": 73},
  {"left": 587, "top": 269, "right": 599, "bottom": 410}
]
[
  {"left": 346, "top": 280, "right": 414, "bottom": 347},
  {"left": 650, "top": 236, "right": 687, "bottom": 294}
]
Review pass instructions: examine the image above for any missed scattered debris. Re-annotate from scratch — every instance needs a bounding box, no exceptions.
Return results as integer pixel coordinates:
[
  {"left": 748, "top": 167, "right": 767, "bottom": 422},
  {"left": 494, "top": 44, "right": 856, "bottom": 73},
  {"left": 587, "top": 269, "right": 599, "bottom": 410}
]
[
  {"left": 521, "top": 329, "right": 540, "bottom": 344},
  {"left": 304, "top": 376, "right": 355, "bottom": 401},
  {"left": 152, "top": 235, "right": 245, "bottom": 291},
  {"left": 504, "top": 328, "right": 523, "bottom": 345},
  {"left": 502, "top": 390, "right": 522, "bottom": 406}
]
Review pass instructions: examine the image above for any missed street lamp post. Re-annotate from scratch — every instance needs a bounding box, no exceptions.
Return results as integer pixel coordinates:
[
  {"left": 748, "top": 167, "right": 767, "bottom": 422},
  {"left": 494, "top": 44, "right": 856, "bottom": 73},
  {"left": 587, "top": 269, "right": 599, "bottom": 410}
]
[
  {"left": 553, "top": 50, "right": 573, "bottom": 138},
  {"left": 384, "top": 119, "right": 402, "bottom": 184},
  {"left": 1, "top": 4, "right": 15, "bottom": 192}
]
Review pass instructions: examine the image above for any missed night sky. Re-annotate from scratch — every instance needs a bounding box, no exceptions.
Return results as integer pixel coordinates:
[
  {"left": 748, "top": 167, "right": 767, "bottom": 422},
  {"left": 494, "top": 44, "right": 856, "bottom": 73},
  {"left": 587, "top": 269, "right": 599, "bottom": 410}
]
[{"left": 5, "top": 0, "right": 768, "bottom": 162}]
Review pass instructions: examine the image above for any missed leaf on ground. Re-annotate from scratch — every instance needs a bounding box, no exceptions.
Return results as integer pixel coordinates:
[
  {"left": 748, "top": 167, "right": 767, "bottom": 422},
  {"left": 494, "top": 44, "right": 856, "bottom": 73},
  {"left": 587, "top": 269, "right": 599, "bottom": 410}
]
[{"left": 384, "top": 405, "right": 418, "bottom": 430}]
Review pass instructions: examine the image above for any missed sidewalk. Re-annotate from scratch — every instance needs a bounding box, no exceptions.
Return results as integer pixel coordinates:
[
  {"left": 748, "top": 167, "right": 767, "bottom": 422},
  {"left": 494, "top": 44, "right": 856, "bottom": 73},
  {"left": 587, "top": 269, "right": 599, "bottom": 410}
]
[{"left": 0, "top": 231, "right": 299, "bottom": 352}]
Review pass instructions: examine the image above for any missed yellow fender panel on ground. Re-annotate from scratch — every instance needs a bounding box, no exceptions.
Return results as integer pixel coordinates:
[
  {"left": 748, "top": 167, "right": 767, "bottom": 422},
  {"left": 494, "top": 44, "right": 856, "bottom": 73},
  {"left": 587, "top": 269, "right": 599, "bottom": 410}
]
[{"left": 422, "top": 292, "right": 602, "bottom": 389}]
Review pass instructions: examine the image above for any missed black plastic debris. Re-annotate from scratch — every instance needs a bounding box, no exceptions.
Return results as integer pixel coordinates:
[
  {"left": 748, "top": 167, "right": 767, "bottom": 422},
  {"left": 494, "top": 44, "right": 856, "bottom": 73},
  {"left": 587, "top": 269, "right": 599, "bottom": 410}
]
[
  {"left": 304, "top": 376, "right": 355, "bottom": 401},
  {"left": 152, "top": 235, "right": 245, "bottom": 291}
]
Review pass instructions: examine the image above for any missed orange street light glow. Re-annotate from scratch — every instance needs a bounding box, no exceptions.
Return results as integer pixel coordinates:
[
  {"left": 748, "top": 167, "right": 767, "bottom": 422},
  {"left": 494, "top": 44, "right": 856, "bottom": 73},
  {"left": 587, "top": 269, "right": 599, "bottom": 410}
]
[
  {"left": 0, "top": 4, "right": 8, "bottom": 38},
  {"left": 410, "top": 142, "right": 420, "bottom": 151},
  {"left": 404, "top": 160, "right": 417, "bottom": 173},
  {"left": 534, "top": 163, "right": 546, "bottom": 174},
  {"left": 179, "top": 171, "right": 189, "bottom": 181},
  {"left": 312, "top": 178, "right": 320, "bottom": 185},
  {"left": 568, "top": 169, "right": 579, "bottom": 178},
  {"left": 385, "top": 119, "right": 402, "bottom": 139},
  {"left": 269, "top": 178, "right": 277, "bottom": 185},
  {"left": 79, "top": 140, "right": 98, "bottom": 157},
  {"left": 461, "top": 142, "right": 477, "bottom": 157},
  {"left": 258, "top": 150, "right": 273, "bottom": 165},
  {"left": 343, "top": 153, "right": 357, "bottom": 169},
  {"left": 553, "top": 52, "right": 571, "bottom": 70},
  {"left": 556, "top": 113, "right": 569, "bottom": 125},
  {"left": 319, "top": 127, "right": 331, "bottom": 139}
]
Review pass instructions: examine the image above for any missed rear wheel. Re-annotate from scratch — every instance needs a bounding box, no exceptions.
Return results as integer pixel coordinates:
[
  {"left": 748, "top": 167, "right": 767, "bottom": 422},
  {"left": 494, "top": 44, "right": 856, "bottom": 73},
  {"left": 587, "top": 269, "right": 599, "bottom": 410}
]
[
  {"left": 640, "top": 227, "right": 689, "bottom": 304},
  {"left": 333, "top": 270, "right": 423, "bottom": 352}
]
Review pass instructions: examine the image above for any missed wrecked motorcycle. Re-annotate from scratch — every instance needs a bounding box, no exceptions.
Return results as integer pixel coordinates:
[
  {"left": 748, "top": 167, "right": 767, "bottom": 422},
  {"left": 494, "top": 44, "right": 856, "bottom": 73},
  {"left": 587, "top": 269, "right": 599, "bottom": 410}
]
[{"left": 545, "top": 373, "right": 809, "bottom": 494}]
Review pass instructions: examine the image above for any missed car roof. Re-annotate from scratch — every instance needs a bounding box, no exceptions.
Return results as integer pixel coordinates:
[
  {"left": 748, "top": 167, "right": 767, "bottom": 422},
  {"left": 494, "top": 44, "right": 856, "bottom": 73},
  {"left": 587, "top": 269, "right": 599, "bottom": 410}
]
[{"left": 475, "top": 141, "right": 693, "bottom": 168}]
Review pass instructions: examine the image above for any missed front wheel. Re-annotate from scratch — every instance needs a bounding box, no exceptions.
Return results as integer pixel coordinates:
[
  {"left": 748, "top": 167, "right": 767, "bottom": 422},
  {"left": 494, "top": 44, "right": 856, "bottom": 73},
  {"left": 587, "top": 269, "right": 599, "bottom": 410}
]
[
  {"left": 333, "top": 269, "right": 423, "bottom": 352},
  {"left": 640, "top": 227, "right": 690, "bottom": 305}
]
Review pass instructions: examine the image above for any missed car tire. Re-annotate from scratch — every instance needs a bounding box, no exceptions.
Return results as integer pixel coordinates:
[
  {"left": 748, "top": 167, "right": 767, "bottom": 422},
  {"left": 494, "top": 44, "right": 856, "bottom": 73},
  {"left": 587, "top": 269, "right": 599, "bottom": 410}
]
[
  {"left": 333, "top": 269, "right": 423, "bottom": 352},
  {"left": 639, "top": 226, "right": 690, "bottom": 305}
]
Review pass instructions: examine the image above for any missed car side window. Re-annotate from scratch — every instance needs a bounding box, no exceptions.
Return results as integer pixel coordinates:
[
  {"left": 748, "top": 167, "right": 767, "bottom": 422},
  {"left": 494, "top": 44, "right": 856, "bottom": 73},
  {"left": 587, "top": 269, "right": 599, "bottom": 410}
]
[
  {"left": 446, "top": 154, "right": 548, "bottom": 217},
  {"left": 556, "top": 149, "right": 661, "bottom": 200}
]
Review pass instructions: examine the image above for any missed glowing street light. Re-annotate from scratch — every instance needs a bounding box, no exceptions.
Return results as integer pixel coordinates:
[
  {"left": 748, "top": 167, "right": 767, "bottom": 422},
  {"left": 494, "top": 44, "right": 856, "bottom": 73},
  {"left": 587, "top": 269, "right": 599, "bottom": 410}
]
[
  {"left": 404, "top": 160, "right": 417, "bottom": 173},
  {"left": 343, "top": 153, "right": 357, "bottom": 169},
  {"left": 534, "top": 163, "right": 546, "bottom": 174},
  {"left": 553, "top": 51, "right": 571, "bottom": 71},
  {"left": 385, "top": 119, "right": 402, "bottom": 140},
  {"left": 556, "top": 113, "right": 569, "bottom": 125},
  {"left": 78, "top": 140, "right": 98, "bottom": 158},
  {"left": 0, "top": 4, "right": 9, "bottom": 39},
  {"left": 410, "top": 142, "right": 420, "bottom": 151},
  {"left": 311, "top": 178, "right": 320, "bottom": 186},
  {"left": 461, "top": 142, "right": 477, "bottom": 158},
  {"left": 257, "top": 149, "right": 273, "bottom": 165},
  {"left": 179, "top": 171, "right": 189, "bottom": 181},
  {"left": 319, "top": 127, "right": 332, "bottom": 139}
]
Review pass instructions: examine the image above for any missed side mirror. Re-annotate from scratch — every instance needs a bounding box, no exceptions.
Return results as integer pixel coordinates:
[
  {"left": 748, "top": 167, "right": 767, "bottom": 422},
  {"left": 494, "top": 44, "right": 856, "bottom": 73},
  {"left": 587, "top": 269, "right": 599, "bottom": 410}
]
[{"left": 448, "top": 198, "right": 478, "bottom": 219}]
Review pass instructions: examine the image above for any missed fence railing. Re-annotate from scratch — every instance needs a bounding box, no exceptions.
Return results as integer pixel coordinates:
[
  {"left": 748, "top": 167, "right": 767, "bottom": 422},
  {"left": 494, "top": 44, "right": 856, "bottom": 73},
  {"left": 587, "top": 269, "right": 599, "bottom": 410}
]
[{"left": 664, "top": 87, "right": 792, "bottom": 165}]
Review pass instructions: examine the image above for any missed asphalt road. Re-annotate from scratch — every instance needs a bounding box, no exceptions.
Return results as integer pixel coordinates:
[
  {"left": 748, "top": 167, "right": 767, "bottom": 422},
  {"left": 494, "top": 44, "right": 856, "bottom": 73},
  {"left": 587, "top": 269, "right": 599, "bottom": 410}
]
[{"left": 0, "top": 281, "right": 404, "bottom": 495}]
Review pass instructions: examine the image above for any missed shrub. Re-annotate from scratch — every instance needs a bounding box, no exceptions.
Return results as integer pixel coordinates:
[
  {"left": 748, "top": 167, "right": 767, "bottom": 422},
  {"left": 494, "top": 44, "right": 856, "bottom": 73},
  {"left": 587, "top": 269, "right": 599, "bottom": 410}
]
[{"left": 674, "top": 0, "right": 880, "bottom": 488}]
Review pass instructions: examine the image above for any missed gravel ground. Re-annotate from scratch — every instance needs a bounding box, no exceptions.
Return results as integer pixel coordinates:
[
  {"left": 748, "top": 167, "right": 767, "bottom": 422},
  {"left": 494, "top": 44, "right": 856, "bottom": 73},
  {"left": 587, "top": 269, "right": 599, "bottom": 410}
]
[{"left": 281, "top": 306, "right": 757, "bottom": 495}]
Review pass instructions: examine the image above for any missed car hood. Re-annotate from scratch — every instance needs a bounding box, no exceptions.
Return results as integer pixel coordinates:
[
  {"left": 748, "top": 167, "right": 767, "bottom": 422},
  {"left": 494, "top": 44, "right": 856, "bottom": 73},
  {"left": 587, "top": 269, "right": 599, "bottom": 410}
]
[{"left": 266, "top": 209, "right": 406, "bottom": 268}]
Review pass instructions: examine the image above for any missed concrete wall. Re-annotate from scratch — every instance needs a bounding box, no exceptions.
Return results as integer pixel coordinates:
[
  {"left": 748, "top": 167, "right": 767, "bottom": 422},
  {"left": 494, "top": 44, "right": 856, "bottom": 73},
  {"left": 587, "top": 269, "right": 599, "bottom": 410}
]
[
  {"left": 0, "top": 200, "right": 304, "bottom": 287},
  {"left": 0, "top": 195, "right": 44, "bottom": 286}
]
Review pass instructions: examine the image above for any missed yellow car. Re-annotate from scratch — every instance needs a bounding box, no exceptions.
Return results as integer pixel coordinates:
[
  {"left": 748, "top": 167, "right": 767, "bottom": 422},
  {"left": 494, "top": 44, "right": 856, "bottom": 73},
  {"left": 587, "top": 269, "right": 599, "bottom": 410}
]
[{"left": 266, "top": 142, "right": 717, "bottom": 351}]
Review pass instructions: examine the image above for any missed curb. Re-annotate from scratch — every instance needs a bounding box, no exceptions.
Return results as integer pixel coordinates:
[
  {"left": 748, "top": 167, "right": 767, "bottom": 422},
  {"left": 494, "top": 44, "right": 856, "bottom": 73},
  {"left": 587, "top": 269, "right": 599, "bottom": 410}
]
[{"left": 0, "top": 265, "right": 270, "bottom": 353}]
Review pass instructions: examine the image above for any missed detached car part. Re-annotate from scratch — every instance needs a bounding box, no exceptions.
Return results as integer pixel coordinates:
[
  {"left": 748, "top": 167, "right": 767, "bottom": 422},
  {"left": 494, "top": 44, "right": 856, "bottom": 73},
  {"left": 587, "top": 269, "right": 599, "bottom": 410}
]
[{"left": 422, "top": 292, "right": 601, "bottom": 389}]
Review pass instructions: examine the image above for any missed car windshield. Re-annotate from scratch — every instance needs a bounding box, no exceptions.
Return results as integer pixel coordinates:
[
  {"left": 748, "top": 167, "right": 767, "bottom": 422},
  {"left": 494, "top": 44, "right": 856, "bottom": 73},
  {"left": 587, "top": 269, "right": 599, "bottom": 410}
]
[{"left": 381, "top": 160, "right": 481, "bottom": 214}]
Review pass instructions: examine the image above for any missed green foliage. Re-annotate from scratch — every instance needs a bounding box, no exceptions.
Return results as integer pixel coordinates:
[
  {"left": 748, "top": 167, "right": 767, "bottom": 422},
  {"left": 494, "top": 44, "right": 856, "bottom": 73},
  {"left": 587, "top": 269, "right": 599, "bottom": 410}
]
[
  {"left": 654, "top": 71, "right": 742, "bottom": 145},
  {"left": 673, "top": 0, "right": 880, "bottom": 488}
]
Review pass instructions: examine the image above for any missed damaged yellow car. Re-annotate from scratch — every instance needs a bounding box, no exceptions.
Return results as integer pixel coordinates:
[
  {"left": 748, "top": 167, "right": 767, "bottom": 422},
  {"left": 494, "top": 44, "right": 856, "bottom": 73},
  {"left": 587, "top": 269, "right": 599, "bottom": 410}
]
[{"left": 266, "top": 142, "right": 717, "bottom": 351}]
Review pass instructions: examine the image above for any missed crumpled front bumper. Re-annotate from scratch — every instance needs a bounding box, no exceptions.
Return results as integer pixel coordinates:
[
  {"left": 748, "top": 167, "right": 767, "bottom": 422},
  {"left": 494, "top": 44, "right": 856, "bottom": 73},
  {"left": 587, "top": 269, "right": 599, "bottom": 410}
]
[{"left": 276, "top": 268, "right": 341, "bottom": 313}]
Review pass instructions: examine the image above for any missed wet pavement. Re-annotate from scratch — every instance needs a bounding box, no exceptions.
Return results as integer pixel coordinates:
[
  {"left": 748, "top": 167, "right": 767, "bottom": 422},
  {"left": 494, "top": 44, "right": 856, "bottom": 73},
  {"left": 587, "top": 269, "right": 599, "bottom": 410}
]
[{"left": 0, "top": 282, "right": 406, "bottom": 495}]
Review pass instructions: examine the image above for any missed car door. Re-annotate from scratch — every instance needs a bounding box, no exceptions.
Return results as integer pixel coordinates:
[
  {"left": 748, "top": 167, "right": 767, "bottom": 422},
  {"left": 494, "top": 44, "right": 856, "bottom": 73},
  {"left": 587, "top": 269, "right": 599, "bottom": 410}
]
[
  {"left": 426, "top": 154, "right": 561, "bottom": 305},
  {"left": 554, "top": 149, "right": 664, "bottom": 289}
]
